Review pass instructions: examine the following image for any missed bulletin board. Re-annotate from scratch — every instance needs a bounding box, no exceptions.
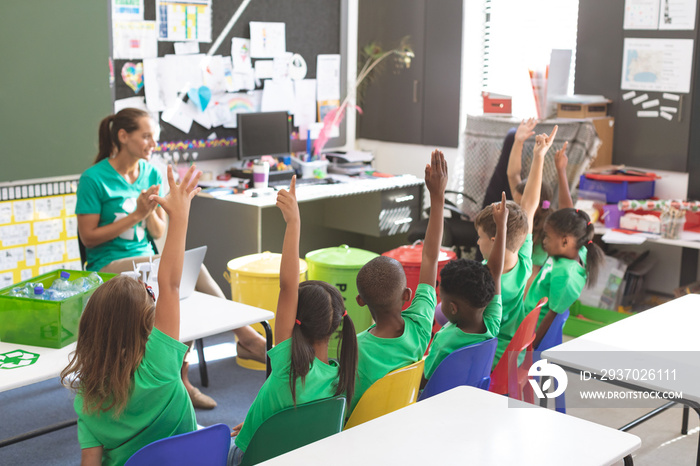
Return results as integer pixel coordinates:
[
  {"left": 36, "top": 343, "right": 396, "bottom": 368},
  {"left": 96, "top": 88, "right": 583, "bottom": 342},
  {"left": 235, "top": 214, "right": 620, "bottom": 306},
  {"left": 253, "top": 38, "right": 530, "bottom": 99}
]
[
  {"left": 0, "top": 176, "right": 82, "bottom": 289},
  {"left": 111, "top": 0, "right": 347, "bottom": 161}
]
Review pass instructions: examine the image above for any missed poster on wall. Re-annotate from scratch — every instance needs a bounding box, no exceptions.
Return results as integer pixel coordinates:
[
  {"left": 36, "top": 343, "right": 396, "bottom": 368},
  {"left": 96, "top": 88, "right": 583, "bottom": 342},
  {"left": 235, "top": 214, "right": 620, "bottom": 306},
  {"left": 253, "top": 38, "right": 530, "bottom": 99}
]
[
  {"left": 156, "top": 0, "right": 212, "bottom": 42},
  {"left": 620, "top": 38, "right": 694, "bottom": 93}
]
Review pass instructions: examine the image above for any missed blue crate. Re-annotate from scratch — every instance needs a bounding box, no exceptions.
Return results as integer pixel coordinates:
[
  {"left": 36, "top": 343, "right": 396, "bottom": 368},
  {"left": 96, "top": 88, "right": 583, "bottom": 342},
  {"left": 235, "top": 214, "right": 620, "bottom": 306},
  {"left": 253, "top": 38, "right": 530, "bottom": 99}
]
[{"left": 578, "top": 175, "right": 655, "bottom": 203}]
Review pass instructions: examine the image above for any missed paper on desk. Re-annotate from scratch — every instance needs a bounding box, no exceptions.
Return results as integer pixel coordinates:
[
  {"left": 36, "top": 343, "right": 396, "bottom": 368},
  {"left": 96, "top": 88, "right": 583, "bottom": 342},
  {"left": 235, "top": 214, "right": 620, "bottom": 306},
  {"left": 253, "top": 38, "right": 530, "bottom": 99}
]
[
  {"left": 113, "top": 20, "right": 157, "bottom": 59},
  {"left": 261, "top": 79, "right": 294, "bottom": 112},
  {"left": 293, "top": 79, "right": 317, "bottom": 131},
  {"left": 249, "top": 22, "right": 286, "bottom": 59},
  {"left": 316, "top": 54, "right": 341, "bottom": 101},
  {"left": 231, "top": 37, "right": 252, "bottom": 69},
  {"left": 601, "top": 230, "right": 648, "bottom": 244}
]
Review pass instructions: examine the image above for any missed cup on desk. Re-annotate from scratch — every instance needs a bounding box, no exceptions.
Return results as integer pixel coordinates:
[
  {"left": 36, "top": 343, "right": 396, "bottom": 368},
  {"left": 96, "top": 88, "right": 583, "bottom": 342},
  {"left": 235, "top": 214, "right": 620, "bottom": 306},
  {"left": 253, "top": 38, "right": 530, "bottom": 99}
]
[{"left": 253, "top": 160, "right": 270, "bottom": 188}]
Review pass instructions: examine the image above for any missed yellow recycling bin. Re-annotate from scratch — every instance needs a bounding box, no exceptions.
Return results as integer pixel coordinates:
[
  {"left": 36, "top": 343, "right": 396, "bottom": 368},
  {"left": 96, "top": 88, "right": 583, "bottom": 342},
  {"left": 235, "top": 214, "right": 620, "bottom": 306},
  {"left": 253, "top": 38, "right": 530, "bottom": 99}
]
[{"left": 225, "top": 252, "right": 307, "bottom": 370}]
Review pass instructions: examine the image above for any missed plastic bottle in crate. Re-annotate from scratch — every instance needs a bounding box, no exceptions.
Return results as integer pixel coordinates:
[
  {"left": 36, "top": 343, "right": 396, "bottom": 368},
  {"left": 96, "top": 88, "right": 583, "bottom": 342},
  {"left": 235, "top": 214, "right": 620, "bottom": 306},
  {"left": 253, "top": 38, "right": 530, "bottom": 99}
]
[{"left": 50, "top": 271, "right": 72, "bottom": 291}]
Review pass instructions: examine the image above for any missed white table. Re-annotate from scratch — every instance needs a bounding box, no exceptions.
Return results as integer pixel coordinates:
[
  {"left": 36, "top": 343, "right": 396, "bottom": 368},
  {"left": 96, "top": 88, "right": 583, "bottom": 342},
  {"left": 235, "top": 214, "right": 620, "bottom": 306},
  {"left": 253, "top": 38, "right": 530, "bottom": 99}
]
[
  {"left": 260, "top": 386, "right": 641, "bottom": 466},
  {"left": 543, "top": 294, "right": 700, "bottom": 464}
]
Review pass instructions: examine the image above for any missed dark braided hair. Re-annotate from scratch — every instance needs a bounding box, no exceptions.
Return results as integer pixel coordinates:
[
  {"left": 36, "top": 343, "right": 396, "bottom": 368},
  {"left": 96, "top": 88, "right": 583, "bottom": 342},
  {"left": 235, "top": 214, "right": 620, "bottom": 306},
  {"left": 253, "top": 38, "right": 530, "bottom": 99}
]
[{"left": 545, "top": 208, "right": 603, "bottom": 286}]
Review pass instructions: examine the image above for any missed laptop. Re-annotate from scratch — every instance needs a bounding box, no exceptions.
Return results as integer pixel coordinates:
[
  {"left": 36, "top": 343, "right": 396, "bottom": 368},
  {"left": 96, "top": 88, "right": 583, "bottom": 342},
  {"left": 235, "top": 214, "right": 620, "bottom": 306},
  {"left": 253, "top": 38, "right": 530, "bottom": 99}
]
[{"left": 180, "top": 246, "right": 207, "bottom": 300}]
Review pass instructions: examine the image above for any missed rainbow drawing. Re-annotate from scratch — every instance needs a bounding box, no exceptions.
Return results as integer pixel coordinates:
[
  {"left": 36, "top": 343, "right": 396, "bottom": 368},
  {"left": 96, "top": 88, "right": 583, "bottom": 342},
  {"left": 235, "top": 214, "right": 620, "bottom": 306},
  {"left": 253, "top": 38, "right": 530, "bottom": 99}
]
[{"left": 227, "top": 96, "right": 256, "bottom": 113}]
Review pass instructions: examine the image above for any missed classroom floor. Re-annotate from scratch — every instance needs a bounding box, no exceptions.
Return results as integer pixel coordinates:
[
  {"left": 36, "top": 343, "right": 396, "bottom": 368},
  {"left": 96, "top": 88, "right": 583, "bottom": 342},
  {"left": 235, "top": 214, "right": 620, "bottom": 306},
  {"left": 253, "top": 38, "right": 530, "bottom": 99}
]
[{"left": 0, "top": 332, "right": 697, "bottom": 465}]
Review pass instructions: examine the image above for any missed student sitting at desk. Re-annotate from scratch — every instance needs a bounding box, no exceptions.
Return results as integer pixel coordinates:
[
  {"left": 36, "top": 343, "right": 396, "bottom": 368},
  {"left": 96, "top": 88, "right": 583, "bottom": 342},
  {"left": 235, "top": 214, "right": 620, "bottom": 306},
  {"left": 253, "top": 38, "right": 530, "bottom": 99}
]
[{"left": 75, "top": 108, "right": 267, "bottom": 410}]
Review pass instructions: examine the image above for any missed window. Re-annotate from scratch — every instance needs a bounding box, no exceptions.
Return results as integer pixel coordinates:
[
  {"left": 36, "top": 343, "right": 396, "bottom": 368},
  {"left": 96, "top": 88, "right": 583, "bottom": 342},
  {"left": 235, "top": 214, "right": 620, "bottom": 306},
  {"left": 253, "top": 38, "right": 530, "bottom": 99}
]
[{"left": 480, "top": 0, "right": 580, "bottom": 118}]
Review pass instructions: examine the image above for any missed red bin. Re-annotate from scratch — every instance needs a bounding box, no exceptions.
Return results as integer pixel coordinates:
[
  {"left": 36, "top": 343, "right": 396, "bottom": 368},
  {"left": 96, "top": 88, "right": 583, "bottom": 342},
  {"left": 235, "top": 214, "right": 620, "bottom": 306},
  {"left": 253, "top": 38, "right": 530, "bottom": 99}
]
[{"left": 382, "top": 241, "right": 457, "bottom": 310}]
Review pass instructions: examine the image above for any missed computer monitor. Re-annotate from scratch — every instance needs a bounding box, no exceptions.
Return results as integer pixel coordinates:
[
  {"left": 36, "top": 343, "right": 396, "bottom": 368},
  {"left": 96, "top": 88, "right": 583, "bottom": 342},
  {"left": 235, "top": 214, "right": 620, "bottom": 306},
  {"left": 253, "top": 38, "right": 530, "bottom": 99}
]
[{"left": 236, "top": 111, "right": 291, "bottom": 160}]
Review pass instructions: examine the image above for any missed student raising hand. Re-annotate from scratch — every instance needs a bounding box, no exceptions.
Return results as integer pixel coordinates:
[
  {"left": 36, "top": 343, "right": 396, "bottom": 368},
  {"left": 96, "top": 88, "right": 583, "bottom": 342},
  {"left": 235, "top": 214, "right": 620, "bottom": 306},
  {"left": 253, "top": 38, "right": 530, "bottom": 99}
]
[
  {"left": 515, "top": 118, "right": 537, "bottom": 143},
  {"left": 555, "top": 141, "right": 574, "bottom": 209},
  {"left": 419, "top": 149, "right": 448, "bottom": 287},
  {"left": 488, "top": 192, "right": 509, "bottom": 295},
  {"left": 533, "top": 125, "right": 558, "bottom": 158},
  {"left": 275, "top": 175, "right": 301, "bottom": 344}
]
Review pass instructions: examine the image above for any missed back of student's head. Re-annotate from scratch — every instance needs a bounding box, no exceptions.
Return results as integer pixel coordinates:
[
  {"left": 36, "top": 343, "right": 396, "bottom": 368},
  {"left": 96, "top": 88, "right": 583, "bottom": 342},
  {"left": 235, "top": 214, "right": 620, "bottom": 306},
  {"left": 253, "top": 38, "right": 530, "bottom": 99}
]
[
  {"left": 60, "top": 275, "right": 155, "bottom": 415},
  {"left": 515, "top": 180, "right": 554, "bottom": 247},
  {"left": 95, "top": 108, "right": 150, "bottom": 163},
  {"left": 356, "top": 256, "right": 407, "bottom": 313},
  {"left": 474, "top": 200, "right": 528, "bottom": 252},
  {"left": 439, "top": 258, "right": 495, "bottom": 309},
  {"left": 290, "top": 280, "right": 357, "bottom": 404},
  {"left": 545, "top": 208, "right": 604, "bottom": 286}
]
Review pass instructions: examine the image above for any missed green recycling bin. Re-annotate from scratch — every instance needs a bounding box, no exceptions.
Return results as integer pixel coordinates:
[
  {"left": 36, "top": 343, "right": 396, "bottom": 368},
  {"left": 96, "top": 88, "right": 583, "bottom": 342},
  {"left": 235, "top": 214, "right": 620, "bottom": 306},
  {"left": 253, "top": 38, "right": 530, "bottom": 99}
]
[{"left": 305, "top": 245, "right": 379, "bottom": 359}]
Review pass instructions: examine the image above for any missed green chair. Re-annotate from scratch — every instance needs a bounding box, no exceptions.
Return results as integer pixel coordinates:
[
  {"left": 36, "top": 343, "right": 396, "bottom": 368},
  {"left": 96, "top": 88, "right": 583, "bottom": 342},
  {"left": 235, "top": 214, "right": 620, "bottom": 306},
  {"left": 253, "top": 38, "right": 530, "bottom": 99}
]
[{"left": 239, "top": 396, "right": 346, "bottom": 465}]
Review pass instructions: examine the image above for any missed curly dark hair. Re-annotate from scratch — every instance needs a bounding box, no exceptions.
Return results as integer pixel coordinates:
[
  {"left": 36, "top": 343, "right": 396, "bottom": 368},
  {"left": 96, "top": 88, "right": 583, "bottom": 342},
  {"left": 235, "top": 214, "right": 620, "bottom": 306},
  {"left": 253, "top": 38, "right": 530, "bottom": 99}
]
[{"left": 439, "top": 258, "right": 495, "bottom": 309}]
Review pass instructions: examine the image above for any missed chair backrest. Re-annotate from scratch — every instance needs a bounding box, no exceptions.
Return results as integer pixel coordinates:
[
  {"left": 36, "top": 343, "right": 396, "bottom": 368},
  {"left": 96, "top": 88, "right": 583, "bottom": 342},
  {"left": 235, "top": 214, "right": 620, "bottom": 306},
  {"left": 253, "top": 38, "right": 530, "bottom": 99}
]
[
  {"left": 418, "top": 338, "right": 497, "bottom": 402},
  {"left": 344, "top": 360, "right": 424, "bottom": 430},
  {"left": 239, "top": 396, "right": 346, "bottom": 466},
  {"left": 534, "top": 309, "right": 570, "bottom": 352},
  {"left": 489, "top": 298, "right": 548, "bottom": 395},
  {"left": 124, "top": 424, "right": 230, "bottom": 466}
]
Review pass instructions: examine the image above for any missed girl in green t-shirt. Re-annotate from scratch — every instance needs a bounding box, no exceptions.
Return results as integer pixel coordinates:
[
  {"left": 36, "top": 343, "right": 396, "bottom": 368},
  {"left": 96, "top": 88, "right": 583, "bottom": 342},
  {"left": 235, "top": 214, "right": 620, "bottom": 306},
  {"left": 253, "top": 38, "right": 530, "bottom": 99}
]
[
  {"left": 528, "top": 208, "right": 604, "bottom": 348},
  {"left": 229, "top": 176, "right": 359, "bottom": 465}
]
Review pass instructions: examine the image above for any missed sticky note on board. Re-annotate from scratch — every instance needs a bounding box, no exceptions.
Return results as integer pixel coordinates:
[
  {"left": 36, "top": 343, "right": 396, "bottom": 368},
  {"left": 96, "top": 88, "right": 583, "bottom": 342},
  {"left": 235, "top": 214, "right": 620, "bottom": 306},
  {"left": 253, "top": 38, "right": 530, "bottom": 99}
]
[
  {"left": 622, "top": 91, "right": 636, "bottom": 101},
  {"left": 660, "top": 106, "right": 677, "bottom": 113},
  {"left": 637, "top": 110, "right": 659, "bottom": 117},
  {"left": 660, "top": 111, "right": 673, "bottom": 121},
  {"left": 662, "top": 93, "right": 680, "bottom": 101},
  {"left": 632, "top": 94, "right": 649, "bottom": 105},
  {"left": 641, "top": 99, "right": 659, "bottom": 109}
]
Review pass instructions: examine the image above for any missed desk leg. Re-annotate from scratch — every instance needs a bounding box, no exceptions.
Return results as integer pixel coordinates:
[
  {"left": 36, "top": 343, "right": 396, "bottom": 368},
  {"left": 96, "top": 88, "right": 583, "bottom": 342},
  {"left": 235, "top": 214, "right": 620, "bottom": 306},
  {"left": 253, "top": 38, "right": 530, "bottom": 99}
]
[
  {"left": 682, "top": 405, "right": 690, "bottom": 434},
  {"left": 0, "top": 419, "right": 77, "bottom": 448},
  {"left": 195, "top": 338, "right": 209, "bottom": 387},
  {"left": 624, "top": 454, "right": 634, "bottom": 466},
  {"left": 261, "top": 320, "right": 272, "bottom": 378},
  {"left": 619, "top": 401, "right": 676, "bottom": 432}
]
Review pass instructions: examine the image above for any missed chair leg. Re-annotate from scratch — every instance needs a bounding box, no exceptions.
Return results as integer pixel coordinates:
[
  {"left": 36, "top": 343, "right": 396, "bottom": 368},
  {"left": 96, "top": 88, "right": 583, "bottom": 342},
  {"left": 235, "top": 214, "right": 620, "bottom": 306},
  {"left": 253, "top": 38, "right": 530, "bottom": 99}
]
[{"left": 195, "top": 338, "right": 209, "bottom": 388}]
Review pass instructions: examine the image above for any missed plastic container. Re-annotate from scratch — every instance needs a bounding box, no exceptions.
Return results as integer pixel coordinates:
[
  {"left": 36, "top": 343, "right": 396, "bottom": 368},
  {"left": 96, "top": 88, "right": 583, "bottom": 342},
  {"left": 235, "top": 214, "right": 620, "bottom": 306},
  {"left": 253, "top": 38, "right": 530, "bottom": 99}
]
[
  {"left": 291, "top": 157, "right": 329, "bottom": 179},
  {"left": 0, "top": 270, "right": 116, "bottom": 348},
  {"left": 602, "top": 204, "right": 621, "bottom": 229},
  {"left": 382, "top": 241, "right": 457, "bottom": 310},
  {"left": 305, "top": 245, "right": 379, "bottom": 359},
  {"left": 225, "top": 252, "right": 308, "bottom": 370},
  {"left": 578, "top": 175, "right": 655, "bottom": 203},
  {"left": 660, "top": 211, "right": 686, "bottom": 240},
  {"left": 562, "top": 300, "right": 631, "bottom": 338}
]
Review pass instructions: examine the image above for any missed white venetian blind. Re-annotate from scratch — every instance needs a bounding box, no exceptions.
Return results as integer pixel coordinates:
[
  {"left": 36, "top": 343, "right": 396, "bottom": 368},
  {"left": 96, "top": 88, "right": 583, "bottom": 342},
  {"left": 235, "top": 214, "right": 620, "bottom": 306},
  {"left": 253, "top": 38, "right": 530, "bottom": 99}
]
[{"left": 481, "top": 0, "right": 580, "bottom": 118}]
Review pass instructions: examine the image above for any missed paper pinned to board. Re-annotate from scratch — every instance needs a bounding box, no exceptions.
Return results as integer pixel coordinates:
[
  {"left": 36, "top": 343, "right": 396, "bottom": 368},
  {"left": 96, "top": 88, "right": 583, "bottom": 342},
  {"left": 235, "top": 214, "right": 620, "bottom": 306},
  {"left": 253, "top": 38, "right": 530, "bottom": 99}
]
[
  {"left": 260, "top": 78, "right": 294, "bottom": 112},
  {"left": 316, "top": 54, "right": 341, "bottom": 101},
  {"left": 113, "top": 21, "right": 157, "bottom": 59},
  {"left": 249, "top": 22, "right": 286, "bottom": 58}
]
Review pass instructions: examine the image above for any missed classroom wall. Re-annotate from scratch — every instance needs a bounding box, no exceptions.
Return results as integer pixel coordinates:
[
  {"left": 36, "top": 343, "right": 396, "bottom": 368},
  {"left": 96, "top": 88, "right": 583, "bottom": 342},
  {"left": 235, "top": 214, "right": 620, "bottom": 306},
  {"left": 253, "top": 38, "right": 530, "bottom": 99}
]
[{"left": 0, "top": 0, "right": 113, "bottom": 182}]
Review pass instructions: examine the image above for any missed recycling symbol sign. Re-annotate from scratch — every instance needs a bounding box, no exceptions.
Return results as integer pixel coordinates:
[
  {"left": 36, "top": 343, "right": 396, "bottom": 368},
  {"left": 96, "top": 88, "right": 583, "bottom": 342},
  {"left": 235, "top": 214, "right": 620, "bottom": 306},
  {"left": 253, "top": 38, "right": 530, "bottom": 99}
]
[{"left": 0, "top": 349, "right": 40, "bottom": 369}]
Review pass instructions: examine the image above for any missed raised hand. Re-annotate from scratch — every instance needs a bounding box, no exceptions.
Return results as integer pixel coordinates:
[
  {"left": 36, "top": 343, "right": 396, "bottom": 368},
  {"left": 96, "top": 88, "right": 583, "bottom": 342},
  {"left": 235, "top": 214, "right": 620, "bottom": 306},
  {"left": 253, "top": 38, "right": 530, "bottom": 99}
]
[
  {"left": 149, "top": 165, "right": 201, "bottom": 218},
  {"left": 276, "top": 175, "right": 299, "bottom": 224},
  {"left": 136, "top": 185, "right": 160, "bottom": 217},
  {"left": 515, "top": 118, "right": 537, "bottom": 143},
  {"left": 424, "top": 149, "right": 448, "bottom": 199},
  {"left": 555, "top": 141, "right": 569, "bottom": 173},
  {"left": 492, "top": 191, "right": 509, "bottom": 229},
  {"left": 533, "top": 125, "right": 558, "bottom": 158}
]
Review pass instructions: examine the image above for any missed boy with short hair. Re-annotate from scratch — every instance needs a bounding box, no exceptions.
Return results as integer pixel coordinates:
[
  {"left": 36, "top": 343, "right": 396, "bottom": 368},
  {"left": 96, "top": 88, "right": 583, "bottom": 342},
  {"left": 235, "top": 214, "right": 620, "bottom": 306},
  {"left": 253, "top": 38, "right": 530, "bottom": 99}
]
[
  {"left": 474, "top": 126, "right": 558, "bottom": 368},
  {"left": 423, "top": 193, "right": 508, "bottom": 380},
  {"left": 349, "top": 149, "right": 447, "bottom": 415}
]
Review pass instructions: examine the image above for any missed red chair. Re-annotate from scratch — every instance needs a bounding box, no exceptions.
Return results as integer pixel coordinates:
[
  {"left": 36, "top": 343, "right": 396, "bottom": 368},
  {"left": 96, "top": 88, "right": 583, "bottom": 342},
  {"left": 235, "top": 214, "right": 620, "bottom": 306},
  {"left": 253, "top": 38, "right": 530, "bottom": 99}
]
[{"left": 489, "top": 297, "right": 548, "bottom": 402}]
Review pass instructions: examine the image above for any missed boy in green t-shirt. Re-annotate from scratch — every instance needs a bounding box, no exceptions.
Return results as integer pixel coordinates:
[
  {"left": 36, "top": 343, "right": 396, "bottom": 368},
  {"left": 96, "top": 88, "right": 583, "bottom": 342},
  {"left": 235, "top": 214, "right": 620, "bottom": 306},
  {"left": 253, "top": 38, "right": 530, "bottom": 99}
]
[
  {"left": 424, "top": 193, "right": 508, "bottom": 380},
  {"left": 474, "top": 125, "right": 559, "bottom": 368},
  {"left": 348, "top": 150, "right": 447, "bottom": 416}
]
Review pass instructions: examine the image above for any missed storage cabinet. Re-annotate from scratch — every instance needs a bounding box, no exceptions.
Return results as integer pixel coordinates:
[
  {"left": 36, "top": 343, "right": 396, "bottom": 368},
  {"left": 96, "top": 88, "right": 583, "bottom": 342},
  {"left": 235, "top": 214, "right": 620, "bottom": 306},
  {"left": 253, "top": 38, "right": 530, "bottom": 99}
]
[{"left": 357, "top": 0, "right": 463, "bottom": 147}]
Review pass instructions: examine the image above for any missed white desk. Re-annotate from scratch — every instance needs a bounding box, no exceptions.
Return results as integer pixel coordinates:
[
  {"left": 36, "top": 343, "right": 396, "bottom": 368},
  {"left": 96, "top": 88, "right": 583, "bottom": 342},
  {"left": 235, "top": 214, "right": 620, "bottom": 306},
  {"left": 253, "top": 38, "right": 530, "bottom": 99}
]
[
  {"left": 260, "top": 386, "right": 641, "bottom": 466},
  {"left": 187, "top": 176, "right": 424, "bottom": 299},
  {"left": 0, "top": 291, "right": 273, "bottom": 393},
  {"left": 543, "top": 294, "right": 700, "bottom": 464}
]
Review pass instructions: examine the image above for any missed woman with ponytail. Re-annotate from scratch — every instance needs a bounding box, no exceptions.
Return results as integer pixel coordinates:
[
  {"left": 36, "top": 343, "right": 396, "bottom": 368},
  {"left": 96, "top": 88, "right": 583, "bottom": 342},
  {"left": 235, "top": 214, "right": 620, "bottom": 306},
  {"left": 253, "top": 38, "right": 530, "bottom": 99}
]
[
  {"left": 76, "top": 109, "right": 267, "bottom": 409},
  {"left": 228, "top": 176, "right": 358, "bottom": 465},
  {"left": 527, "top": 207, "right": 604, "bottom": 347}
]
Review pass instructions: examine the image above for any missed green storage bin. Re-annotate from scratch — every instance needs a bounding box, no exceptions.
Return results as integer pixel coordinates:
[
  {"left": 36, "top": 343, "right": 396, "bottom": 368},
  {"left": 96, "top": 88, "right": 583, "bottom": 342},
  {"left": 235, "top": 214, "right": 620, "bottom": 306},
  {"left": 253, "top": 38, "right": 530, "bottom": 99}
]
[
  {"left": 563, "top": 300, "right": 632, "bottom": 338},
  {"left": 305, "top": 245, "right": 379, "bottom": 359},
  {"left": 0, "top": 270, "right": 116, "bottom": 348}
]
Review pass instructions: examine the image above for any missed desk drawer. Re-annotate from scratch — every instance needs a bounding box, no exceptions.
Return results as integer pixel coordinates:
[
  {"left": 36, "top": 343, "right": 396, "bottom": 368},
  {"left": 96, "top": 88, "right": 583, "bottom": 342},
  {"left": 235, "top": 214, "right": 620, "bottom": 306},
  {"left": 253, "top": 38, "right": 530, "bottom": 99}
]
[{"left": 324, "top": 185, "right": 422, "bottom": 237}]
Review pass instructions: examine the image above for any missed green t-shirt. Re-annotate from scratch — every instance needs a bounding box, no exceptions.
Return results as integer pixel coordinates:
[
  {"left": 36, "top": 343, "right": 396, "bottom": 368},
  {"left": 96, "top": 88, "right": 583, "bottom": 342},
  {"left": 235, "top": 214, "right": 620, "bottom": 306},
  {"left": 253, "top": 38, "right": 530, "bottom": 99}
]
[
  {"left": 525, "top": 246, "right": 588, "bottom": 327},
  {"left": 485, "top": 235, "right": 532, "bottom": 369},
  {"left": 350, "top": 284, "right": 436, "bottom": 414},
  {"left": 235, "top": 338, "right": 340, "bottom": 453},
  {"left": 532, "top": 241, "right": 548, "bottom": 267},
  {"left": 76, "top": 159, "right": 162, "bottom": 272},
  {"left": 424, "top": 294, "right": 502, "bottom": 379},
  {"left": 75, "top": 328, "right": 196, "bottom": 466}
]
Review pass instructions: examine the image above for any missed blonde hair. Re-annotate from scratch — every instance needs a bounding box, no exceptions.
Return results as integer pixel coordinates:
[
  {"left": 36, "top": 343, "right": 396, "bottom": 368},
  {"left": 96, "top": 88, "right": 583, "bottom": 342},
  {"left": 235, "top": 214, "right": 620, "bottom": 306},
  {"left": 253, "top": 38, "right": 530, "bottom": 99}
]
[
  {"left": 474, "top": 201, "right": 528, "bottom": 252},
  {"left": 61, "top": 275, "right": 155, "bottom": 415}
]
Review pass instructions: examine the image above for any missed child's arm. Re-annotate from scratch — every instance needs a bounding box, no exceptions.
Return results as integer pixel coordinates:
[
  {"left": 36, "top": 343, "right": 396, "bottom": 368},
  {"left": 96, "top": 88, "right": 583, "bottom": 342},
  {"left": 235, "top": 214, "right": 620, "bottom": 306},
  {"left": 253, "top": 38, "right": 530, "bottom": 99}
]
[
  {"left": 275, "top": 176, "right": 300, "bottom": 344},
  {"left": 555, "top": 142, "right": 574, "bottom": 209},
  {"left": 418, "top": 150, "right": 448, "bottom": 287},
  {"left": 149, "top": 165, "right": 201, "bottom": 340},
  {"left": 487, "top": 192, "right": 509, "bottom": 295},
  {"left": 506, "top": 118, "right": 537, "bottom": 204},
  {"left": 80, "top": 446, "right": 103, "bottom": 466},
  {"left": 521, "top": 126, "right": 557, "bottom": 234}
]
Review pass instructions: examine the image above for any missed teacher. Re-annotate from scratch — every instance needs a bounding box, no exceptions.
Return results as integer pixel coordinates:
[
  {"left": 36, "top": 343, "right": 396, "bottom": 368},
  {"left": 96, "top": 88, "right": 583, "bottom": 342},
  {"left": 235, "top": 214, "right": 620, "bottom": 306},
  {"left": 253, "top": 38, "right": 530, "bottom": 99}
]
[{"left": 76, "top": 108, "right": 267, "bottom": 409}]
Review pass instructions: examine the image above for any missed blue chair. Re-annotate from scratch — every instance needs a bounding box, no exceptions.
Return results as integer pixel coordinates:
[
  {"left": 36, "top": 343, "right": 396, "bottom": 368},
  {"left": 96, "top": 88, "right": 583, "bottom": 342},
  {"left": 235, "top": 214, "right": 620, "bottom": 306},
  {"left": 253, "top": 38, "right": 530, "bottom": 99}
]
[
  {"left": 534, "top": 309, "right": 570, "bottom": 413},
  {"left": 418, "top": 338, "right": 497, "bottom": 401},
  {"left": 125, "top": 424, "right": 230, "bottom": 466}
]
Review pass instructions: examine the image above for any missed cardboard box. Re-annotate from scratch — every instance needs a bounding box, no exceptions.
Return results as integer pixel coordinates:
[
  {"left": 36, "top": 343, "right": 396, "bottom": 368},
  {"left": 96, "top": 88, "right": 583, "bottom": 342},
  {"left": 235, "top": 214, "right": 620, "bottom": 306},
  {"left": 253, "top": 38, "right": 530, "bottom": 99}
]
[
  {"left": 482, "top": 92, "right": 512, "bottom": 114},
  {"left": 590, "top": 117, "right": 615, "bottom": 168},
  {"left": 557, "top": 101, "right": 610, "bottom": 118}
]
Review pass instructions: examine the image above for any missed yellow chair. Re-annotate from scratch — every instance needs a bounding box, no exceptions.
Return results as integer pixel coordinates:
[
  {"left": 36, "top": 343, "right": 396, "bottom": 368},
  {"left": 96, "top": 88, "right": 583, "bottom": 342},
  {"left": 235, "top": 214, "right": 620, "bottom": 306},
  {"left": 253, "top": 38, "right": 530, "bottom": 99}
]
[{"left": 344, "top": 359, "right": 424, "bottom": 430}]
